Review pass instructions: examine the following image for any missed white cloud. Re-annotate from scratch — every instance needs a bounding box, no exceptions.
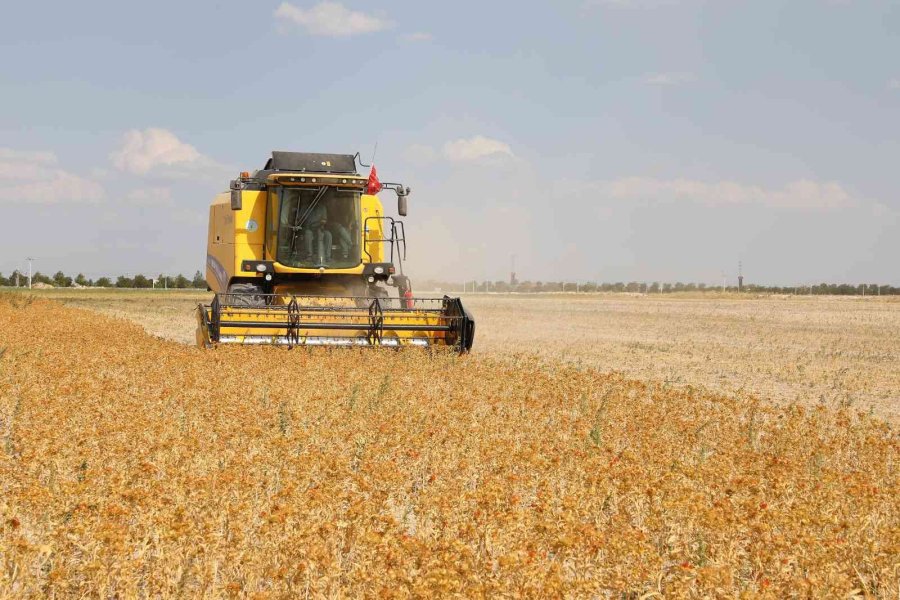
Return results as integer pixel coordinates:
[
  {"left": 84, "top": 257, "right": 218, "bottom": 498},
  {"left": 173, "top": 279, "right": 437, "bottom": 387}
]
[
  {"left": 0, "top": 147, "right": 104, "bottom": 204},
  {"left": 0, "top": 149, "right": 60, "bottom": 180},
  {"left": 0, "top": 173, "right": 105, "bottom": 205},
  {"left": 0, "top": 148, "right": 58, "bottom": 164},
  {"left": 888, "top": 78, "right": 900, "bottom": 90},
  {"left": 598, "top": 177, "right": 856, "bottom": 210},
  {"left": 402, "top": 32, "right": 433, "bottom": 42},
  {"left": 274, "top": 2, "right": 391, "bottom": 37},
  {"left": 643, "top": 72, "right": 696, "bottom": 86},
  {"left": 442, "top": 136, "right": 514, "bottom": 162},
  {"left": 110, "top": 128, "right": 212, "bottom": 176}
]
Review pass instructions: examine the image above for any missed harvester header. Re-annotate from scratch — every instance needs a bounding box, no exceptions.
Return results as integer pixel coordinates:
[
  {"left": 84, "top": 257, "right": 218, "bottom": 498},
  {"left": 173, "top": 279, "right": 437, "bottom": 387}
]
[{"left": 196, "top": 151, "right": 475, "bottom": 352}]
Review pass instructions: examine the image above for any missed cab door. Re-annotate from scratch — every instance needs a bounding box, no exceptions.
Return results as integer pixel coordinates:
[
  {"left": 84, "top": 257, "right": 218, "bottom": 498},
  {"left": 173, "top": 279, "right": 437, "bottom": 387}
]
[{"left": 265, "top": 186, "right": 281, "bottom": 261}]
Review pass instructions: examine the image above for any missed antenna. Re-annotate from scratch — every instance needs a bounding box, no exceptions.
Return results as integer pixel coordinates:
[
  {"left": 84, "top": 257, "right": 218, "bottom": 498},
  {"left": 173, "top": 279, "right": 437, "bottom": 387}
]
[{"left": 353, "top": 142, "right": 379, "bottom": 171}]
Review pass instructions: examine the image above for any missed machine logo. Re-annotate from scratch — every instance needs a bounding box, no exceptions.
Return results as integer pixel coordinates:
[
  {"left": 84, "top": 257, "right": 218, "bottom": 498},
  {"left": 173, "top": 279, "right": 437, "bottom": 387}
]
[
  {"left": 206, "top": 254, "right": 227, "bottom": 291},
  {"left": 245, "top": 219, "right": 258, "bottom": 233}
]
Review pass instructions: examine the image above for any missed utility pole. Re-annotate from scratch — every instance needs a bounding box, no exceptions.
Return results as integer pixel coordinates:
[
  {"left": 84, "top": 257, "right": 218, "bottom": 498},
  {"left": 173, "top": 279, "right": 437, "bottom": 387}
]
[
  {"left": 721, "top": 271, "right": 726, "bottom": 293},
  {"left": 26, "top": 257, "right": 33, "bottom": 289}
]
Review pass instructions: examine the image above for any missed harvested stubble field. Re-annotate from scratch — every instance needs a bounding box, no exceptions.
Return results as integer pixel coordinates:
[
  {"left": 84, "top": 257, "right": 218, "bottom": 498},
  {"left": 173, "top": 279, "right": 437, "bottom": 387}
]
[{"left": 0, "top": 293, "right": 898, "bottom": 597}]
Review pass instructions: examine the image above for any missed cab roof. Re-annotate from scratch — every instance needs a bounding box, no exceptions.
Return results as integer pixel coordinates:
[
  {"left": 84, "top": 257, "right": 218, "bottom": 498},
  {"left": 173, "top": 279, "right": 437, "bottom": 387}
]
[{"left": 263, "top": 152, "right": 358, "bottom": 175}]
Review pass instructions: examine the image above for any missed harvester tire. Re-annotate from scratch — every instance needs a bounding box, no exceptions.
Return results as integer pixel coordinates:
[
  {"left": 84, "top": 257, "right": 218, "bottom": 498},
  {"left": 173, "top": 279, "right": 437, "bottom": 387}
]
[{"left": 227, "top": 282, "right": 266, "bottom": 307}]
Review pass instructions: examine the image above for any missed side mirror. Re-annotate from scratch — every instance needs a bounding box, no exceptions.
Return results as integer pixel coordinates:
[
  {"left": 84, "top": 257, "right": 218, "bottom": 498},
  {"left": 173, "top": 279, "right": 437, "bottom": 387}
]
[
  {"left": 397, "top": 186, "right": 410, "bottom": 216},
  {"left": 230, "top": 179, "right": 242, "bottom": 210}
]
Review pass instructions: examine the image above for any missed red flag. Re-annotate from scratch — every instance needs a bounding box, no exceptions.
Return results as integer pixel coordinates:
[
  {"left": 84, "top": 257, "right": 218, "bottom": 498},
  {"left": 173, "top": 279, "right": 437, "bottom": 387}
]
[{"left": 366, "top": 165, "right": 383, "bottom": 195}]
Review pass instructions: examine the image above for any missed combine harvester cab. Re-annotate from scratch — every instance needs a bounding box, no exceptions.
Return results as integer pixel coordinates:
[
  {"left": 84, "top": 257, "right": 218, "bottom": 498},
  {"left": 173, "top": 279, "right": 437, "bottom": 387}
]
[{"left": 196, "top": 151, "right": 475, "bottom": 353}]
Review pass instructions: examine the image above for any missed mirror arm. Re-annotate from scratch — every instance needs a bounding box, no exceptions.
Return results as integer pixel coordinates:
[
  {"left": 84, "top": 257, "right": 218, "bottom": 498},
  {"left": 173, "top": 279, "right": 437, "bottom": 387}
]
[{"left": 230, "top": 179, "right": 243, "bottom": 211}]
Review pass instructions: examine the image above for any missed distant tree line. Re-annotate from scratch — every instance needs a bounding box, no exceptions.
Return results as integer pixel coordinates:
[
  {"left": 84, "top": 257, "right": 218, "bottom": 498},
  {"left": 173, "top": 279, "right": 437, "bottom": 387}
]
[
  {"left": 422, "top": 280, "right": 900, "bottom": 296},
  {"left": 0, "top": 270, "right": 207, "bottom": 289},
  {"left": 2, "top": 271, "right": 897, "bottom": 295}
]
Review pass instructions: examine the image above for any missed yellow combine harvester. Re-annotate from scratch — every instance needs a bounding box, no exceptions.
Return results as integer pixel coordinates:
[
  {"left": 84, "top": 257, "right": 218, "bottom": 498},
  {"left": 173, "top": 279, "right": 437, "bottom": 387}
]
[{"left": 196, "top": 151, "right": 474, "bottom": 352}]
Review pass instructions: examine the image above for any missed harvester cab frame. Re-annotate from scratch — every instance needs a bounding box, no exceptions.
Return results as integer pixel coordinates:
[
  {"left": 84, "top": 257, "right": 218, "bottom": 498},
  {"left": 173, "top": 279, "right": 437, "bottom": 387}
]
[{"left": 196, "top": 151, "right": 475, "bottom": 352}]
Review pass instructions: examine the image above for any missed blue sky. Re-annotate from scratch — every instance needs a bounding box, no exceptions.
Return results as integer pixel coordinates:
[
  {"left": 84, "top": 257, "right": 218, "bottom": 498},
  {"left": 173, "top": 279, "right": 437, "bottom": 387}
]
[{"left": 1, "top": 0, "right": 898, "bottom": 285}]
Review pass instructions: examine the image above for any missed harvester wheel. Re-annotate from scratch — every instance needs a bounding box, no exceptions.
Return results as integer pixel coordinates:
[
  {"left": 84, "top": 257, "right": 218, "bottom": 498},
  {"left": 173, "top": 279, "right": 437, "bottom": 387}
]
[{"left": 227, "top": 282, "right": 266, "bottom": 307}]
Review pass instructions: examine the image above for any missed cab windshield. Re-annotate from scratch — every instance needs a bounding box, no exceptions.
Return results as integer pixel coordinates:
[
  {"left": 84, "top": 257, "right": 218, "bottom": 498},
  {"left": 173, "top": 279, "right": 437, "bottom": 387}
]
[{"left": 276, "top": 187, "right": 360, "bottom": 268}]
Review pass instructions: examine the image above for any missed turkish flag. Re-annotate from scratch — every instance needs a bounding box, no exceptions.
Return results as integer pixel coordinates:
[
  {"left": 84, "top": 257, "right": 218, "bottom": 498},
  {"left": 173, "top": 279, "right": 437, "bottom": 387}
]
[{"left": 366, "top": 165, "right": 383, "bottom": 195}]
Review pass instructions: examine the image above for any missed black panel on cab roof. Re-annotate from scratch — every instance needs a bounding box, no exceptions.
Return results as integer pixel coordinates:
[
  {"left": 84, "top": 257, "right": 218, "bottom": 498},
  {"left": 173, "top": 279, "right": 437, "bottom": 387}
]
[{"left": 266, "top": 152, "right": 358, "bottom": 174}]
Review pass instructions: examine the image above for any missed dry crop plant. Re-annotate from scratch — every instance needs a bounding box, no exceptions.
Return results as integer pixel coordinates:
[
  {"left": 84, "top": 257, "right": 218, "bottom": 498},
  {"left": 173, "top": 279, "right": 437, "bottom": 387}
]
[{"left": 0, "top": 294, "right": 897, "bottom": 598}]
